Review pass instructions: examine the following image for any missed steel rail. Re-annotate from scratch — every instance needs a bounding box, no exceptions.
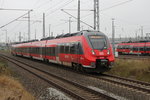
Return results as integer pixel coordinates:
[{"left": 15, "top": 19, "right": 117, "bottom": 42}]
[{"left": 0, "top": 54, "right": 116, "bottom": 100}]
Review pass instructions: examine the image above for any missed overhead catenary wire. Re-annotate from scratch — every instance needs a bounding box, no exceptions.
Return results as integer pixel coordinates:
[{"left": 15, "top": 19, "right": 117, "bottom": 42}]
[
  {"left": 101, "top": 0, "right": 133, "bottom": 11},
  {"left": 46, "top": 0, "right": 75, "bottom": 17},
  {"left": 0, "top": 0, "right": 75, "bottom": 41},
  {"left": 80, "top": 0, "right": 133, "bottom": 20},
  {"left": 0, "top": 10, "right": 32, "bottom": 29},
  {"left": 61, "top": 9, "right": 94, "bottom": 29},
  {"left": 0, "top": 0, "right": 135, "bottom": 41},
  {"left": 44, "top": 0, "right": 66, "bottom": 13}
]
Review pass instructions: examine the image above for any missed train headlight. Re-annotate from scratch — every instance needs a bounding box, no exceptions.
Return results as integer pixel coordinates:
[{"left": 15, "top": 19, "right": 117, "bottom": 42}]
[
  {"left": 92, "top": 50, "right": 96, "bottom": 55},
  {"left": 107, "top": 50, "right": 110, "bottom": 55}
]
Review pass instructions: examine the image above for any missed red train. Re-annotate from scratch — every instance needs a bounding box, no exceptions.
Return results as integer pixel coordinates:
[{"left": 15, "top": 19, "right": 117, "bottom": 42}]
[
  {"left": 117, "top": 41, "right": 150, "bottom": 55},
  {"left": 11, "top": 30, "right": 115, "bottom": 73}
]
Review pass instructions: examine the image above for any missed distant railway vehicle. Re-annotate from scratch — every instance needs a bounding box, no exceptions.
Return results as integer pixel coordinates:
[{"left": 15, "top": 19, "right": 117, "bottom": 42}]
[
  {"left": 11, "top": 30, "right": 115, "bottom": 73},
  {"left": 117, "top": 41, "right": 150, "bottom": 55}
]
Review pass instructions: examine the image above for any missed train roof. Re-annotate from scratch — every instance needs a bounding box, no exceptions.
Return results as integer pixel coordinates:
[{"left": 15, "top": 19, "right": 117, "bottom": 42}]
[
  {"left": 11, "top": 39, "right": 39, "bottom": 45},
  {"left": 11, "top": 30, "right": 104, "bottom": 45}
]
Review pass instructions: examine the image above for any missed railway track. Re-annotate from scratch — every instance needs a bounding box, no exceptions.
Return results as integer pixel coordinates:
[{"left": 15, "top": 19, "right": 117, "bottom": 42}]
[
  {"left": 117, "top": 55, "right": 150, "bottom": 60},
  {"left": 0, "top": 54, "right": 116, "bottom": 100},
  {"left": 89, "top": 74, "right": 150, "bottom": 94}
]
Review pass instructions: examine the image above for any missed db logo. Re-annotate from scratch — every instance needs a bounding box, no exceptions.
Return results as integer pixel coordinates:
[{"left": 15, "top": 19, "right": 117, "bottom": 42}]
[{"left": 99, "top": 52, "right": 104, "bottom": 55}]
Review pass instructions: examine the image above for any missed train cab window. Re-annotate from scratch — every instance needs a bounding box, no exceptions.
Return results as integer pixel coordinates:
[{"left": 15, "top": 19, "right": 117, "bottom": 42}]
[{"left": 88, "top": 35, "right": 108, "bottom": 50}]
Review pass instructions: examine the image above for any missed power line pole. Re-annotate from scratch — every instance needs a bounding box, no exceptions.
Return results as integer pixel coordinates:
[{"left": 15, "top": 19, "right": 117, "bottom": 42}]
[
  {"left": 77, "top": 0, "right": 80, "bottom": 31},
  {"left": 49, "top": 24, "right": 51, "bottom": 37},
  {"left": 43, "top": 13, "right": 45, "bottom": 38},
  {"left": 141, "top": 26, "right": 143, "bottom": 40},
  {"left": 61, "top": 9, "right": 94, "bottom": 29},
  {"left": 94, "top": 0, "right": 100, "bottom": 31},
  {"left": 112, "top": 18, "right": 115, "bottom": 55},
  {"left": 35, "top": 29, "right": 36, "bottom": 39},
  {"left": 69, "top": 17, "right": 72, "bottom": 33},
  {"left": 19, "top": 32, "right": 21, "bottom": 42},
  {"left": 51, "top": 32, "right": 53, "bottom": 37},
  {"left": 23, "top": 32, "right": 25, "bottom": 41},
  {"left": 28, "top": 11, "right": 31, "bottom": 40},
  {"left": 135, "top": 31, "right": 137, "bottom": 41},
  {"left": 15, "top": 33, "right": 16, "bottom": 42},
  {"left": 2, "top": 30, "right": 7, "bottom": 43}
]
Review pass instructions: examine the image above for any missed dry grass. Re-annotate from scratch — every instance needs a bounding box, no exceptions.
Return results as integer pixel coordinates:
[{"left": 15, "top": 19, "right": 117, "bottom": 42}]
[
  {"left": 0, "top": 76, "right": 35, "bottom": 100},
  {"left": 106, "top": 59, "right": 150, "bottom": 83},
  {"left": 0, "top": 58, "right": 35, "bottom": 100},
  {"left": 0, "top": 59, "right": 11, "bottom": 76}
]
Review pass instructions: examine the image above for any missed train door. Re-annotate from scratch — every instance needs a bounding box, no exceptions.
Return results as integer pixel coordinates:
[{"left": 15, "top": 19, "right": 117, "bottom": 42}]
[
  {"left": 39, "top": 46, "right": 43, "bottom": 58},
  {"left": 75, "top": 42, "right": 82, "bottom": 64},
  {"left": 56, "top": 44, "right": 61, "bottom": 64},
  {"left": 144, "top": 42, "right": 147, "bottom": 55}
]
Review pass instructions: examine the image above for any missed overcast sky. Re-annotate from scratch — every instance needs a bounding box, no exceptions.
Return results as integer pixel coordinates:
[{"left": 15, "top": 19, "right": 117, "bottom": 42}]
[{"left": 0, "top": 0, "right": 150, "bottom": 42}]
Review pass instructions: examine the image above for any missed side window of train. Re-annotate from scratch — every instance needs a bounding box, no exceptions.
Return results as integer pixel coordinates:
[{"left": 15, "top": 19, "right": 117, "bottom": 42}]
[
  {"left": 136, "top": 47, "right": 139, "bottom": 51},
  {"left": 31, "top": 47, "right": 34, "bottom": 54},
  {"left": 77, "top": 42, "right": 83, "bottom": 54},
  {"left": 148, "top": 47, "right": 150, "bottom": 51},
  {"left": 134, "top": 47, "right": 137, "bottom": 51},
  {"left": 39, "top": 47, "right": 42, "bottom": 55},
  {"left": 65, "top": 43, "right": 70, "bottom": 54},
  {"left": 55, "top": 45, "right": 59, "bottom": 56},
  {"left": 49, "top": 47, "right": 52, "bottom": 56},
  {"left": 56, "top": 44, "right": 60, "bottom": 55},
  {"left": 38, "top": 47, "right": 40, "bottom": 54},
  {"left": 60, "top": 44, "right": 65, "bottom": 53},
  {"left": 47, "top": 47, "right": 51, "bottom": 56},
  {"left": 70, "top": 43, "right": 75, "bottom": 54},
  {"left": 52, "top": 47, "right": 55, "bottom": 56},
  {"left": 141, "top": 47, "right": 144, "bottom": 51},
  {"left": 45, "top": 47, "right": 47, "bottom": 55},
  {"left": 43, "top": 47, "right": 46, "bottom": 55},
  {"left": 35, "top": 47, "right": 37, "bottom": 54}
]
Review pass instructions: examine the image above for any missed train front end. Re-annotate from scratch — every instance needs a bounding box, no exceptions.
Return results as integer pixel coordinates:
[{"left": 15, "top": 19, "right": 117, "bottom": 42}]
[{"left": 82, "top": 31, "right": 115, "bottom": 73}]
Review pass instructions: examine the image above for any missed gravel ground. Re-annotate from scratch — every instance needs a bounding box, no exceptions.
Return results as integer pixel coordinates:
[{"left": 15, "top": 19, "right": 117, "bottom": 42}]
[
  {"left": 7, "top": 61, "right": 72, "bottom": 100},
  {"left": 4, "top": 53, "right": 150, "bottom": 100},
  {"left": 118, "top": 55, "right": 150, "bottom": 59}
]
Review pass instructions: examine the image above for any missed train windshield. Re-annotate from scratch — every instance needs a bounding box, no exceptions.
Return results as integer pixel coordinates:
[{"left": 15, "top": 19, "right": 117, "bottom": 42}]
[{"left": 88, "top": 35, "right": 108, "bottom": 50}]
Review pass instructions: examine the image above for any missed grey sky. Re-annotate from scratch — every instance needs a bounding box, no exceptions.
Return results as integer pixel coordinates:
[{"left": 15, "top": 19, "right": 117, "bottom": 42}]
[{"left": 0, "top": 0, "right": 150, "bottom": 42}]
